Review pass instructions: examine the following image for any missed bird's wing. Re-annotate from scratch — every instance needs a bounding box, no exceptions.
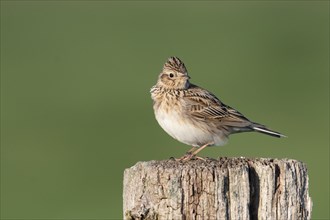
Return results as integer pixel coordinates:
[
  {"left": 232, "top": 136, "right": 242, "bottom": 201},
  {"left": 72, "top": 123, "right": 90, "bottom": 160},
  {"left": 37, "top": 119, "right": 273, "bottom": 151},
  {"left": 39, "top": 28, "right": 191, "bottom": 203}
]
[{"left": 183, "top": 85, "right": 251, "bottom": 127}]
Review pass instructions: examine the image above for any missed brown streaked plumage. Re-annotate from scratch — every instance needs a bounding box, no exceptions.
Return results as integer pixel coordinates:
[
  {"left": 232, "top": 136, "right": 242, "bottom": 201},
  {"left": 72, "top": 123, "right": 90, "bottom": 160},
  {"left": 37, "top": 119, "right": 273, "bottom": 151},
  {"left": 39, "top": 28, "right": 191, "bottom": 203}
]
[{"left": 150, "top": 57, "right": 285, "bottom": 160}]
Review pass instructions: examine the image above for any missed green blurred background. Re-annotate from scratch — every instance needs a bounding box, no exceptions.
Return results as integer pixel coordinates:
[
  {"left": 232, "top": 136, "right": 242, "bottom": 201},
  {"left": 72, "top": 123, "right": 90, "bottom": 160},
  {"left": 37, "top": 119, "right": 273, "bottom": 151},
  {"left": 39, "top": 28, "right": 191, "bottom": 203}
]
[{"left": 1, "top": 1, "right": 328, "bottom": 219}]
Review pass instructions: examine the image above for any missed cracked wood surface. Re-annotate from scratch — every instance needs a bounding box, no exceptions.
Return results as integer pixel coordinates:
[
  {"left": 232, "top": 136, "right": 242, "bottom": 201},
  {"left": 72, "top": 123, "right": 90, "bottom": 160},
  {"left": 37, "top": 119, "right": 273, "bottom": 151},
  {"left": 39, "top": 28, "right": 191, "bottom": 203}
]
[{"left": 123, "top": 157, "right": 312, "bottom": 220}]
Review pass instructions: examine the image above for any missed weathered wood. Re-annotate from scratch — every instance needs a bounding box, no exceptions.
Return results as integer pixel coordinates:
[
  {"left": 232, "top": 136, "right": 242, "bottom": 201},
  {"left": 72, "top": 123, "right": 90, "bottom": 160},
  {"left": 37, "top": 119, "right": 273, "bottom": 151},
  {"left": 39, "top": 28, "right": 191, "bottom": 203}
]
[{"left": 123, "top": 157, "right": 312, "bottom": 220}]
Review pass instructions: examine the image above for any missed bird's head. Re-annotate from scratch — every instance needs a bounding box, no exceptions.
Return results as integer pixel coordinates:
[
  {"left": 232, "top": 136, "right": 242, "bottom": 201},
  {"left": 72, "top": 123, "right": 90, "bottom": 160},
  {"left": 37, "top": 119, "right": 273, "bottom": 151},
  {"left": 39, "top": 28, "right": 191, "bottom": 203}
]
[{"left": 156, "top": 57, "right": 190, "bottom": 90}]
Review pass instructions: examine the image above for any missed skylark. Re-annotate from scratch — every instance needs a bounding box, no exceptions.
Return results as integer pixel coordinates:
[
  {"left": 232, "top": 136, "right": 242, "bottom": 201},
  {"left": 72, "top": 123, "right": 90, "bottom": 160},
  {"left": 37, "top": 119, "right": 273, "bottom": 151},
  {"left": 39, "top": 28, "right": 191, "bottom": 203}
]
[{"left": 150, "top": 57, "right": 285, "bottom": 160}]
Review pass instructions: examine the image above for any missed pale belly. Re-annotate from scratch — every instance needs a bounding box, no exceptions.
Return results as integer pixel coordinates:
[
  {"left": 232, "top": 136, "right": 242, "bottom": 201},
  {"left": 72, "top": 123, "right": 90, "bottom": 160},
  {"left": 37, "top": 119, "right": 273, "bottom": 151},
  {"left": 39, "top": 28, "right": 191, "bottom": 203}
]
[{"left": 155, "top": 109, "right": 228, "bottom": 147}]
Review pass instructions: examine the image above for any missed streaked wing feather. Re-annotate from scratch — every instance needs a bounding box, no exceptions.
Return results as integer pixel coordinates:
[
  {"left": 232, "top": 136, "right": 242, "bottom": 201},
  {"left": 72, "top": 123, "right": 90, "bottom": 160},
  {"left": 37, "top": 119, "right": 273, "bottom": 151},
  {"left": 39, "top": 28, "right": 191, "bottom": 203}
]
[{"left": 184, "top": 85, "right": 251, "bottom": 126}]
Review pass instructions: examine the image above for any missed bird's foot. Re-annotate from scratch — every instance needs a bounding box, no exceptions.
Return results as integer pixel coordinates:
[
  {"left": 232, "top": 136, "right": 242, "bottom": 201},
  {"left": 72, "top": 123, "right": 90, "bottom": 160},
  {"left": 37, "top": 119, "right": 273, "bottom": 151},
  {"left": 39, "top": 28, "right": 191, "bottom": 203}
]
[{"left": 177, "top": 154, "right": 206, "bottom": 162}]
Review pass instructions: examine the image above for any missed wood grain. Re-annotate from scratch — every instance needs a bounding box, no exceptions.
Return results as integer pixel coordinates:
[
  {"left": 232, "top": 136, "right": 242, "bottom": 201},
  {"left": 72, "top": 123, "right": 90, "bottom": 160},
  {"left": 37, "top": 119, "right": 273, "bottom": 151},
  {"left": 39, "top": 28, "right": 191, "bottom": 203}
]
[{"left": 123, "top": 157, "right": 312, "bottom": 220}]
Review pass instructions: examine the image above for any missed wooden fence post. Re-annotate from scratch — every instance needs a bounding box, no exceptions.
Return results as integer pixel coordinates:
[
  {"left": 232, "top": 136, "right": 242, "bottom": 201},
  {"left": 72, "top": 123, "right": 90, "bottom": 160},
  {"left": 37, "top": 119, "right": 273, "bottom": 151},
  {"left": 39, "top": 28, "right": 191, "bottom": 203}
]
[{"left": 123, "top": 157, "right": 312, "bottom": 220}]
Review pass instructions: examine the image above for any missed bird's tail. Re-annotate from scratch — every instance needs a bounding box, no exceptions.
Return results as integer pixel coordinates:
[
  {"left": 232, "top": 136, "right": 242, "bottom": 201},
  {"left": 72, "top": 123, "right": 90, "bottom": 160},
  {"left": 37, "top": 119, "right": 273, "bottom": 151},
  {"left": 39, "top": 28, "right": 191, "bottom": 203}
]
[{"left": 252, "top": 123, "right": 286, "bottom": 138}]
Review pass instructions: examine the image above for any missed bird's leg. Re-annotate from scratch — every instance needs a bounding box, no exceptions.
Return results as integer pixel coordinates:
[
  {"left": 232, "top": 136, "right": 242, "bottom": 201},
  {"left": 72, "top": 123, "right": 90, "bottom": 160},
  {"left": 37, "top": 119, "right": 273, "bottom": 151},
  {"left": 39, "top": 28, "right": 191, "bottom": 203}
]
[
  {"left": 181, "top": 143, "right": 213, "bottom": 161},
  {"left": 186, "top": 146, "right": 198, "bottom": 155},
  {"left": 193, "top": 156, "right": 206, "bottom": 161},
  {"left": 191, "top": 143, "right": 212, "bottom": 156},
  {"left": 177, "top": 146, "right": 198, "bottom": 161}
]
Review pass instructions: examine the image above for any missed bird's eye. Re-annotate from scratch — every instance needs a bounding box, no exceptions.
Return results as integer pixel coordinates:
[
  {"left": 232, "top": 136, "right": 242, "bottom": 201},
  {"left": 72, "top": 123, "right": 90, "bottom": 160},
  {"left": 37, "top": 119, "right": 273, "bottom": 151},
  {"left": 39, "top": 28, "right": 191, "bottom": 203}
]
[{"left": 169, "top": 73, "right": 174, "bottom": 78}]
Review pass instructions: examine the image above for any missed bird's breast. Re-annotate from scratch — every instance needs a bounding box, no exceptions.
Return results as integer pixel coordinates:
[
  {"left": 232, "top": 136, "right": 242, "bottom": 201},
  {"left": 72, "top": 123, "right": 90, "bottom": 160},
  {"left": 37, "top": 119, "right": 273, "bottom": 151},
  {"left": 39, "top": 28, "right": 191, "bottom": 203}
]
[
  {"left": 154, "top": 104, "right": 227, "bottom": 147},
  {"left": 152, "top": 89, "right": 228, "bottom": 147}
]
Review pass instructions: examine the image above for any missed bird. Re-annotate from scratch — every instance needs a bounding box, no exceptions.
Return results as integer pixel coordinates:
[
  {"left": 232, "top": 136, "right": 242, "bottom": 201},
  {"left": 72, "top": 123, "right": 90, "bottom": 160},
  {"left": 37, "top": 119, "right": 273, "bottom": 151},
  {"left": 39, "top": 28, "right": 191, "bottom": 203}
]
[{"left": 150, "top": 56, "right": 286, "bottom": 160}]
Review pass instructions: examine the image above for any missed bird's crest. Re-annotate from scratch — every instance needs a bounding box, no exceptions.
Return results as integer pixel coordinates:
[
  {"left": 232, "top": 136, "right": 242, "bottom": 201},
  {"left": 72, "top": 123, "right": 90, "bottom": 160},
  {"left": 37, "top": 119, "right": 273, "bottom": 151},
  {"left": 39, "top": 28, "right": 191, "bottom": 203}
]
[{"left": 163, "top": 57, "right": 188, "bottom": 74}]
